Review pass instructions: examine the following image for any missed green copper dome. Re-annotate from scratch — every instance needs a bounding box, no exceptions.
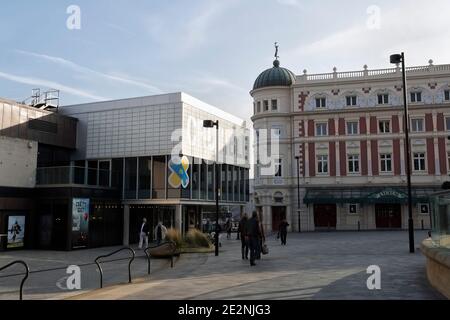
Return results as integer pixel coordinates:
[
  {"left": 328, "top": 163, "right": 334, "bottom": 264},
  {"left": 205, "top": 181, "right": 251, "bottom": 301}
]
[{"left": 253, "top": 60, "right": 295, "bottom": 90}]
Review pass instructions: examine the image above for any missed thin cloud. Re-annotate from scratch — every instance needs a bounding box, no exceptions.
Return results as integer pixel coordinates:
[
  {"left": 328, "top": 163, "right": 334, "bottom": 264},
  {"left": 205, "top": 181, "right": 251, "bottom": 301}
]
[
  {"left": 104, "top": 23, "right": 136, "bottom": 37},
  {"left": 284, "top": 0, "right": 450, "bottom": 71},
  {"left": 0, "top": 71, "right": 107, "bottom": 101},
  {"left": 276, "top": 0, "right": 301, "bottom": 8},
  {"left": 15, "top": 49, "right": 163, "bottom": 94}
]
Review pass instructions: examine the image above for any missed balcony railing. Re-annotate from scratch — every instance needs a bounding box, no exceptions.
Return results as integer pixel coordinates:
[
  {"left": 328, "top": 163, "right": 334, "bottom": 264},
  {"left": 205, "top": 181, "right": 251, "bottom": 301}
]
[
  {"left": 297, "top": 63, "right": 450, "bottom": 83},
  {"left": 36, "top": 166, "right": 119, "bottom": 188}
]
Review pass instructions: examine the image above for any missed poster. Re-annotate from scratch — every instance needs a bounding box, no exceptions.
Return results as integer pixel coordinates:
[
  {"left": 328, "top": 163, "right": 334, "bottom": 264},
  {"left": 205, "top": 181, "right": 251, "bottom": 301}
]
[
  {"left": 72, "top": 198, "right": 90, "bottom": 248},
  {"left": 7, "top": 216, "right": 26, "bottom": 249}
]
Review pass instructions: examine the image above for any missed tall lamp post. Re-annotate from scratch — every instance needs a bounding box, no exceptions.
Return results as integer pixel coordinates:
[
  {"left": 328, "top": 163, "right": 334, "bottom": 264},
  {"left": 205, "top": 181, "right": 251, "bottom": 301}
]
[
  {"left": 203, "top": 119, "right": 220, "bottom": 256},
  {"left": 295, "top": 156, "right": 301, "bottom": 232},
  {"left": 390, "top": 52, "right": 415, "bottom": 253}
]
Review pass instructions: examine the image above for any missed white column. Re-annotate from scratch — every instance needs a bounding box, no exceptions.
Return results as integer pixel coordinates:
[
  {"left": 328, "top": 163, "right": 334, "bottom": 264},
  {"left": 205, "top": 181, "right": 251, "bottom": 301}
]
[
  {"left": 263, "top": 206, "right": 272, "bottom": 233},
  {"left": 305, "top": 143, "right": 310, "bottom": 177},
  {"left": 123, "top": 204, "right": 130, "bottom": 246},
  {"left": 175, "top": 204, "right": 183, "bottom": 235},
  {"left": 367, "top": 140, "right": 373, "bottom": 176},
  {"left": 400, "top": 139, "right": 406, "bottom": 176},
  {"left": 434, "top": 138, "right": 440, "bottom": 176},
  {"left": 336, "top": 141, "right": 341, "bottom": 176},
  {"left": 367, "top": 205, "right": 376, "bottom": 230},
  {"left": 286, "top": 205, "right": 293, "bottom": 232}
]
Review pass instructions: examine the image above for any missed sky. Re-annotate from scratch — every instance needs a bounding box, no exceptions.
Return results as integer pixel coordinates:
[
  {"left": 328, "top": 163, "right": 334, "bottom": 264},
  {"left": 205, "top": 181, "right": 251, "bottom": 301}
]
[{"left": 1, "top": 0, "right": 450, "bottom": 123}]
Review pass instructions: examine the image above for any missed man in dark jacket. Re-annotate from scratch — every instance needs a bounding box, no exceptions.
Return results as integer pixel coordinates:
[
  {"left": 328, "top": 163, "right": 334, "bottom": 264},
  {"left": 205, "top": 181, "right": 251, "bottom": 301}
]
[
  {"left": 279, "top": 219, "right": 290, "bottom": 245},
  {"left": 238, "top": 214, "right": 249, "bottom": 260},
  {"left": 245, "top": 211, "right": 261, "bottom": 266}
]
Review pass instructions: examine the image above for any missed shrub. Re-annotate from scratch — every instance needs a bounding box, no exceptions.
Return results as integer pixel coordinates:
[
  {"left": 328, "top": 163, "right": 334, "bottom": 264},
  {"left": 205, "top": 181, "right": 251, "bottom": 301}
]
[
  {"left": 165, "top": 228, "right": 182, "bottom": 248},
  {"left": 184, "top": 229, "right": 211, "bottom": 248}
]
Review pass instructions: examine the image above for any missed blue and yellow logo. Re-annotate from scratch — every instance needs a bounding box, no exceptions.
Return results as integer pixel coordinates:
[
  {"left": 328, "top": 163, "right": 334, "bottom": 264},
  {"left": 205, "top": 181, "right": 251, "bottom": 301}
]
[{"left": 168, "top": 156, "right": 190, "bottom": 189}]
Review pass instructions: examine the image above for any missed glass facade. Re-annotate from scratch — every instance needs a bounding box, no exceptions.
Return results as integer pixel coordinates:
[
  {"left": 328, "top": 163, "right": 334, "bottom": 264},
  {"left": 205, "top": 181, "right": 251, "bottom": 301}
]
[
  {"left": 192, "top": 160, "right": 200, "bottom": 200},
  {"left": 152, "top": 156, "right": 166, "bottom": 199},
  {"left": 228, "top": 165, "right": 233, "bottom": 202},
  {"left": 207, "top": 163, "right": 215, "bottom": 201},
  {"left": 234, "top": 166, "right": 239, "bottom": 201},
  {"left": 124, "top": 158, "right": 137, "bottom": 199},
  {"left": 181, "top": 156, "right": 192, "bottom": 199},
  {"left": 138, "top": 157, "right": 151, "bottom": 199},
  {"left": 97, "top": 155, "right": 250, "bottom": 202},
  {"left": 200, "top": 160, "right": 207, "bottom": 200},
  {"left": 221, "top": 164, "right": 227, "bottom": 201}
]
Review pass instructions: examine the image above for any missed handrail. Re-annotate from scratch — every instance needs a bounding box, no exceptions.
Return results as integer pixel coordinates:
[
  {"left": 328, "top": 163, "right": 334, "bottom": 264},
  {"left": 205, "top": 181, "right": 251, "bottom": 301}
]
[
  {"left": 0, "top": 260, "right": 30, "bottom": 300},
  {"left": 94, "top": 247, "right": 135, "bottom": 288},
  {"left": 144, "top": 241, "right": 177, "bottom": 275}
]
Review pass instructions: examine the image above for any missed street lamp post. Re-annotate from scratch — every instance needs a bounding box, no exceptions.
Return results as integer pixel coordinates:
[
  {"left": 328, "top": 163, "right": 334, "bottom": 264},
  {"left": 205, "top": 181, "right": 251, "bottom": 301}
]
[
  {"left": 390, "top": 52, "right": 415, "bottom": 253},
  {"left": 295, "top": 156, "right": 301, "bottom": 232},
  {"left": 203, "top": 119, "right": 220, "bottom": 256}
]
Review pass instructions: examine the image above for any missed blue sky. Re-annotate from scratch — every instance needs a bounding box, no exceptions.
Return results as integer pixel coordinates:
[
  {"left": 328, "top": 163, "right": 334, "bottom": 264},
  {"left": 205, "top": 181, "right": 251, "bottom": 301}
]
[{"left": 1, "top": 0, "right": 450, "bottom": 122}]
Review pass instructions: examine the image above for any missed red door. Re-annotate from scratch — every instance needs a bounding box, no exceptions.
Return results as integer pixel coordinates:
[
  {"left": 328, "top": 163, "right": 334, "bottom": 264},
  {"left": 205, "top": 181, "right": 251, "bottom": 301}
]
[
  {"left": 376, "top": 204, "right": 401, "bottom": 228},
  {"left": 272, "top": 207, "right": 286, "bottom": 232},
  {"left": 314, "top": 204, "right": 337, "bottom": 229}
]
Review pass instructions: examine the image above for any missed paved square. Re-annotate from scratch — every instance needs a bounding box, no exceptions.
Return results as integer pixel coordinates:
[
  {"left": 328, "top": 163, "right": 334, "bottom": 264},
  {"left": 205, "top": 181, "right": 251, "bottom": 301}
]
[{"left": 67, "top": 230, "right": 444, "bottom": 300}]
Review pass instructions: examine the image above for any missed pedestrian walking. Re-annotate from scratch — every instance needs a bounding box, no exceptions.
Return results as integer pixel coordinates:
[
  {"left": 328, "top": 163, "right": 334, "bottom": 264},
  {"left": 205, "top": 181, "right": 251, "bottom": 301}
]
[
  {"left": 245, "top": 211, "right": 262, "bottom": 266},
  {"left": 256, "top": 214, "right": 265, "bottom": 260},
  {"left": 225, "top": 218, "right": 232, "bottom": 239},
  {"left": 238, "top": 214, "right": 249, "bottom": 260},
  {"left": 154, "top": 221, "right": 167, "bottom": 245},
  {"left": 138, "top": 218, "right": 149, "bottom": 249},
  {"left": 279, "top": 219, "right": 290, "bottom": 245}
]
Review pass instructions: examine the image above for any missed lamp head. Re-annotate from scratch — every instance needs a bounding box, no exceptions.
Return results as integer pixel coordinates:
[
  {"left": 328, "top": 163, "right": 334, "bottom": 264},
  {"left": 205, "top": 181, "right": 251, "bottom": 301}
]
[
  {"left": 390, "top": 54, "right": 402, "bottom": 64},
  {"left": 203, "top": 120, "right": 215, "bottom": 128}
]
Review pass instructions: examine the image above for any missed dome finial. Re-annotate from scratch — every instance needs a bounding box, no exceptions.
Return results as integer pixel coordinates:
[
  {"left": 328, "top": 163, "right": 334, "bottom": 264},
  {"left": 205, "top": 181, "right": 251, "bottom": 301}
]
[
  {"left": 273, "top": 42, "right": 280, "bottom": 68},
  {"left": 274, "top": 42, "right": 279, "bottom": 60}
]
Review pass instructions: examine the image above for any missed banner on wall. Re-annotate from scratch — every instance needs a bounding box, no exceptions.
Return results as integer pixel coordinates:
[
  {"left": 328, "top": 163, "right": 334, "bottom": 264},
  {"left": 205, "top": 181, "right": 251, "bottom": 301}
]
[
  {"left": 7, "top": 216, "right": 26, "bottom": 249},
  {"left": 168, "top": 156, "right": 190, "bottom": 189},
  {"left": 72, "top": 198, "right": 90, "bottom": 249}
]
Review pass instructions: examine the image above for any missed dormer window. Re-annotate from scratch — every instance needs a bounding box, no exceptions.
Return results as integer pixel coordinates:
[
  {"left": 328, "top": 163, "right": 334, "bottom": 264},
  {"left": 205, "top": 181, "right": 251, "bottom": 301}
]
[
  {"left": 410, "top": 91, "right": 422, "bottom": 103},
  {"left": 271, "top": 99, "right": 278, "bottom": 111},
  {"left": 315, "top": 97, "right": 326, "bottom": 109},
  {"left": 346, "top": 95, "right": 357, "bottom": 107},
  {"left": 378, "top": 94, "right": 389, "bottom": 105}
]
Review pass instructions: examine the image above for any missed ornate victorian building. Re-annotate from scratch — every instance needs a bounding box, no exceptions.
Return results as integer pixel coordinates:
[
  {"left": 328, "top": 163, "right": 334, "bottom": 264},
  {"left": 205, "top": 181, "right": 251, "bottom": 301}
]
[{"left": 251, "top": 55, "right": 450, "bottom": 233}]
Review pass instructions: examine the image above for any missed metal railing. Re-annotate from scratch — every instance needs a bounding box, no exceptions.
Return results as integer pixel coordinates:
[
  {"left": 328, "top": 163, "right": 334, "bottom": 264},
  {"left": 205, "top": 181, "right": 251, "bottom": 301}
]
[
  {"left": 94, "top": 247, "right": 135, "bottom": 289},
  {"left": 0, "top": 260, "right": 30, "bottom": 300},
  {"left": 143, "top": 241, "right": 177, "bottom": 275}
]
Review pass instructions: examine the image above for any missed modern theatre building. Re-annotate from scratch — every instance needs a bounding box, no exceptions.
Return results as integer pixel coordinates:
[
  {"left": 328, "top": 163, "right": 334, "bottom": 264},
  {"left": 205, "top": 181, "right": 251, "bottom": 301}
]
[
  {"left": 252, "top": 56, "right": 450, "bottom": 233},
  {"left": 0, "top": 92, "right": 249, "bottom": 250}
]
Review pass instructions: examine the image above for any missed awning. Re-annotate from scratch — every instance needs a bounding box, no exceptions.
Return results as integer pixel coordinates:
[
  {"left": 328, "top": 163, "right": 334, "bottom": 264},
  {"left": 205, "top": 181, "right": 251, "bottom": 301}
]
[{"left": 303, "top": 187, "right": 439, "bottom": 205}]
